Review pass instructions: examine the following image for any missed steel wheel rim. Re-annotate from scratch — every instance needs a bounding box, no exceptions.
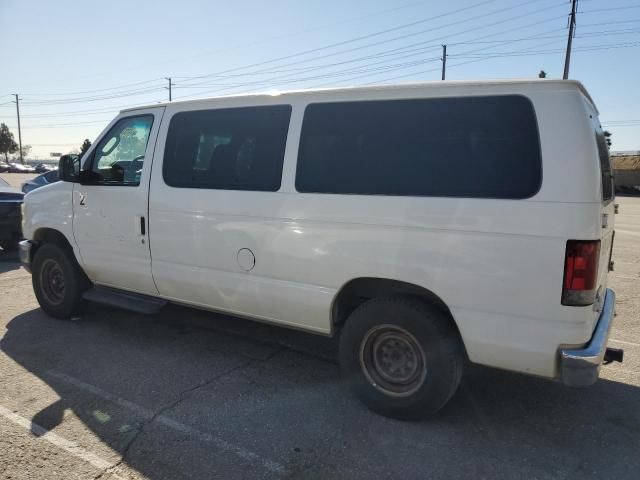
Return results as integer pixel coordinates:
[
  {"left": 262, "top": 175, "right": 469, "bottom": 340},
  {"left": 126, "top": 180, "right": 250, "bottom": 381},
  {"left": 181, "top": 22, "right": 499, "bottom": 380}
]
[
  {"left": 40, "top": 258, "right": 65, "bottom": 305},
  {"left": 359, "top": 324, "right": 427, "bottom": 397}
]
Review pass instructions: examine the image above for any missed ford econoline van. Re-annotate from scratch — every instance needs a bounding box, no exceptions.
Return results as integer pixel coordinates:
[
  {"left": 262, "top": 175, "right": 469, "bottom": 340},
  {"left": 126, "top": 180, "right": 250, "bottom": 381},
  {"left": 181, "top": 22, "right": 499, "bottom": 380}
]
[{"left": 20, "top": 80, "right": 620, "bottom": 419}]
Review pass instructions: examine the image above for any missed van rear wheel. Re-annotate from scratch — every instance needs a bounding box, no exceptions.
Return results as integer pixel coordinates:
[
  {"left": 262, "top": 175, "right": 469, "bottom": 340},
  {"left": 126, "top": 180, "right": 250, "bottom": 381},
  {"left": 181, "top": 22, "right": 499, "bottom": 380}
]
[
  {"left": 339, "top": 296, "right": 463, "bottom": 420},
  {"left": 32, "top": 243, "right": 89, "bottom": 319}
]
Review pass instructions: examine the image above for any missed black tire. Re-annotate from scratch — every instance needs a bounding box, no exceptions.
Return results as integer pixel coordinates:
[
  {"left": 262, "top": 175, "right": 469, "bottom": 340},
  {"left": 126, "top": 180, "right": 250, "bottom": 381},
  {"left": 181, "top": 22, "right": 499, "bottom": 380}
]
[
  {"left": 32, "top": 243, "right": 90, "bottom": 319},
  {"left": 339, "top": 296, "right": 464, "bottom": 420}
]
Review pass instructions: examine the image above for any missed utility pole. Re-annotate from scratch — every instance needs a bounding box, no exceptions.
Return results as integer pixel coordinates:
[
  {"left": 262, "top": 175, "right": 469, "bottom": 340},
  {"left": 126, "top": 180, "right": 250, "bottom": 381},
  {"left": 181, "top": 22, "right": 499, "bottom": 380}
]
[
  {"left": 563, "top": 0, "right": 578, "bottom": 80},
  {"left": 165, "top": 77, "right": 173, "bottom": 102},
  {"left": 441, "top": 44, "right": 447, "bottom": 80},
  {"left": 13, "top": 94, "right": 23, "bottom": 164}
]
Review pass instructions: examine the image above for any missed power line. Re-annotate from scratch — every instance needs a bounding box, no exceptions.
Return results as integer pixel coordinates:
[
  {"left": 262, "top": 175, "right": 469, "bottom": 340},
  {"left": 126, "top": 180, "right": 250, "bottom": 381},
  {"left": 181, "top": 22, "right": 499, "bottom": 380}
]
[
  {"left": 353, "top": 37, "right": 565, "bottom": 86},
  {"left": 174, "top": 0, "right": 540, "bottom": 92},
  {"left": 17, "top": 78, "right": 164, "bottom": 97},
  {"left": 582, "top": 5, "right": 640, "bottom": 14},
  {"left": 311, "top": 21, "right": 568, "bottom": 89},
  {"left": 9, "top": 35, "right": 640, "bottom": 124},
  {"left": 581, "top": 19, "right": 640, "bottom": 27},
  {"left": 20, "top": 86, "right": 166, "bottom": 106},
  {"left": 9, "top": 0, "right": 626, "bottom": 110},
  {"left": 15, "top": 119, "right": 112, "bottom": 129},
  {"left": 175, "top": 2, "right": 569, "bottom": 99},
  {"left": 450, "top": 41, "right": 640, "bottom": 57},
  {"left": 81, "top": 0, "right": 448, "bottom": 81},
  {"left": 21, "top": 107, "right": 132, "bottom": 119},
  {"left": 6, "top": 1, "right": 640, "bottom": 123}
]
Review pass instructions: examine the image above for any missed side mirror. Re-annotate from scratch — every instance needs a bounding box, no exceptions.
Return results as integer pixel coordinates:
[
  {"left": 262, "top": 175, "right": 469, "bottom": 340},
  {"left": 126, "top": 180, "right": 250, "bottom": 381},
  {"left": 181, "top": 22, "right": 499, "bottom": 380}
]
[{"left": 58, "top": 154, "right": 80, "bottom": 183}]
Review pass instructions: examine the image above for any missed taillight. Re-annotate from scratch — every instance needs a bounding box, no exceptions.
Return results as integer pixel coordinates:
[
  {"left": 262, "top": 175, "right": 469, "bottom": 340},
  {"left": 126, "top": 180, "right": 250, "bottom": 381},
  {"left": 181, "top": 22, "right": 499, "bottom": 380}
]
[{"left": 562, "top": 240, "right": 601, "bottom": 306}]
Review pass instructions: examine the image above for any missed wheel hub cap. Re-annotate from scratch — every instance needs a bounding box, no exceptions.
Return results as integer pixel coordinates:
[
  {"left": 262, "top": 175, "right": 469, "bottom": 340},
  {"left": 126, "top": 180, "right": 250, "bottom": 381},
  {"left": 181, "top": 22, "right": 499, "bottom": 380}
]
[
  {"left": 359, "top": 325, "right": 427, "bottom": 397},
  {"left": 40, "top": 259, "right": 65, "bottom": 305}
]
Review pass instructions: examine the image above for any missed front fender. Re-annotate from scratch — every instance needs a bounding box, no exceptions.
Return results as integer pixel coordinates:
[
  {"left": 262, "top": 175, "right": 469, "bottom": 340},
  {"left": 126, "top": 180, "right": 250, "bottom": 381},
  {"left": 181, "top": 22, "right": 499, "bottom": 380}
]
[{"left": 22, "top": 182, "right": 83, "bottom": 267}]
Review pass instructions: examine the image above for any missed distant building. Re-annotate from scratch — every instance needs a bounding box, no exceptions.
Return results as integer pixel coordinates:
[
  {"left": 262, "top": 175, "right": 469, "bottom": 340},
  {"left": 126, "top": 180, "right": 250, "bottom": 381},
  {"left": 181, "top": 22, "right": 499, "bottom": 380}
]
[{"left": 611, "top": 151, "right": 640, "bottom": 192}]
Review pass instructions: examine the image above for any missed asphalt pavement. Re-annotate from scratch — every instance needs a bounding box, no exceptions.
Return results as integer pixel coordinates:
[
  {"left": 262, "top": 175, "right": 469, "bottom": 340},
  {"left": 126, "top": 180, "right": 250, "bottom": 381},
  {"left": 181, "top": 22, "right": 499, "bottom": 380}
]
[{"left": 0, "top": 196, "right": 638, "bottom": 480}]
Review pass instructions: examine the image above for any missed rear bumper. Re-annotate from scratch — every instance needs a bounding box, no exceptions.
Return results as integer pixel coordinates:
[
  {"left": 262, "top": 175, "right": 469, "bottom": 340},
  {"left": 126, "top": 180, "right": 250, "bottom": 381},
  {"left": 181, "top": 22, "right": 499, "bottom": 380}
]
[
  {"left": 560, "top": 288, "right": 616, "bottom": 386},
  {"left": 19, "top": 240, "right": 34, "bottom": 273}
]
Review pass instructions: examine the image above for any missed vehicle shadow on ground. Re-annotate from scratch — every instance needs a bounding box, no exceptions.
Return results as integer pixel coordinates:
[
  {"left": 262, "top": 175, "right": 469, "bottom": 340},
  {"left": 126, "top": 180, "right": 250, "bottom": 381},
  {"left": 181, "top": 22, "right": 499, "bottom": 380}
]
[{"left": 1, "top": 305, "right": 639, "bottom": 479}]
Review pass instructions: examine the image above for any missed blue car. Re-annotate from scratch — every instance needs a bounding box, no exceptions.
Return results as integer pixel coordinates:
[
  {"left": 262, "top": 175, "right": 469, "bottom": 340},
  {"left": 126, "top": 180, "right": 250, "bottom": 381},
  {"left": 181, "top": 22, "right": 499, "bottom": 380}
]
[{"left": 21, "top": 169, "right": 59, "bottom": 194}]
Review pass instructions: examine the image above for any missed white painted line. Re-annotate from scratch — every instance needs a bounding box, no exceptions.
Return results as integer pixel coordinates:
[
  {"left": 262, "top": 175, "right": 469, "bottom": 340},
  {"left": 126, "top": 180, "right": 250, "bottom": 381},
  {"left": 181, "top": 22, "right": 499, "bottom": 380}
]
[
  {"left": 615, "top": 229, "right": 640, "bottom": 237},
  {"left": 0, "top": 404, "right": 124, "bottom": 479},
  {"left": 609, "top": 338, "right": 640, "bottom": 347},
  {"left": 46, "top": 370, "right": 286, "bottom": 475},
  {"left": 611, "top": 274, "right": 639, "bottom": 280}
]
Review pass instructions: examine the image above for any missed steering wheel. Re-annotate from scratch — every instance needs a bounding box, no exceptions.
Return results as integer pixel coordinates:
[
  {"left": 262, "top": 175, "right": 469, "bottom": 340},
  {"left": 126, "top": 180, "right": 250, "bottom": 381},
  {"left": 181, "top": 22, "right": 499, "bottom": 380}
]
[{"left": 131, "top": 155, "right": 145, "bottom": 181}]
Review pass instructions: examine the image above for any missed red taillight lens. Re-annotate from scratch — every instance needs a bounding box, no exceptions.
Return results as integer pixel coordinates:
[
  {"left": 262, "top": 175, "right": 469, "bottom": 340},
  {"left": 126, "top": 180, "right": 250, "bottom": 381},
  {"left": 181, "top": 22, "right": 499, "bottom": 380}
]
[{"left": 562, "top": 240, "right": 601, "bottom": 306}]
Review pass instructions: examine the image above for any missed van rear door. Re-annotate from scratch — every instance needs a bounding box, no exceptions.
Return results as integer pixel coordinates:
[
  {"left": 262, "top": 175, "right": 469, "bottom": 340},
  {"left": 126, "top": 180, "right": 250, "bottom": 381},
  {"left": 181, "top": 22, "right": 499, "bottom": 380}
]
[{"left": 592, "top": 110, "right": 615, "bottom": 309}]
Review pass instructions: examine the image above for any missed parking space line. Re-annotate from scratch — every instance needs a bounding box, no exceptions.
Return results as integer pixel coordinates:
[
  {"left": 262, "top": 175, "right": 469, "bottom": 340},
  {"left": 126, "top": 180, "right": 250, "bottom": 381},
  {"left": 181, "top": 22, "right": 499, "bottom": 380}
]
[
  {"left": 609, "top": 338, "right": 640, "bottom": 347},
  {"left": 0, "top": 404, "right": 125, "bottom": 479},
  {"left": 615, "top": 229, "right": 640, "bottom": 237},
  {"left": 46, "top": 369, "right": 287, "bottom": 475}
]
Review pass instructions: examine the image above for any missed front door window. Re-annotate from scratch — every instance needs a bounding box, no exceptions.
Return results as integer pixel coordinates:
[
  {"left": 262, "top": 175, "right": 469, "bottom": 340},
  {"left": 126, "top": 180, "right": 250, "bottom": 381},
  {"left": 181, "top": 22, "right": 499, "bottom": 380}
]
[{"left": 90, "top": 115, "right": 154, "bottom": 186}]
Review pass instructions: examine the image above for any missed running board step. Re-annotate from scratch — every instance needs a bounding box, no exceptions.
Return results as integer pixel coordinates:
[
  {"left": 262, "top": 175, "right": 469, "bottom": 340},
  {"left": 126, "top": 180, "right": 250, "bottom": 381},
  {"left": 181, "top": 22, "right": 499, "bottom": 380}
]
[{"left": 82, "top": 286, "right": 167, "bottom": 314}]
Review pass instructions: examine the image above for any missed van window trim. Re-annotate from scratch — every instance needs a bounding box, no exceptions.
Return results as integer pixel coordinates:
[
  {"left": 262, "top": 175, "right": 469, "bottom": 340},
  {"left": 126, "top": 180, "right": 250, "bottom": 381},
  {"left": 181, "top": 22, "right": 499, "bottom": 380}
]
[
  {"left": 294, "top": 94, "right": 543, "bottom": 200},
  {"left": 161, "top": 104, "right": 293, "bottom": 192},
  {"left": 84, "top": 113, "right": 156, "bottom": 188}
]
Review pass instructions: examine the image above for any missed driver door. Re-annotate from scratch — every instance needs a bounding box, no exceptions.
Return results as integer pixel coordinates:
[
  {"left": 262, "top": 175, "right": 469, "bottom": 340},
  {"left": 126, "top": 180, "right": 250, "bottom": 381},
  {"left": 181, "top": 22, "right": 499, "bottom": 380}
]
[{"left": 73, "top": 108, "right": 164, "bottom": 295}]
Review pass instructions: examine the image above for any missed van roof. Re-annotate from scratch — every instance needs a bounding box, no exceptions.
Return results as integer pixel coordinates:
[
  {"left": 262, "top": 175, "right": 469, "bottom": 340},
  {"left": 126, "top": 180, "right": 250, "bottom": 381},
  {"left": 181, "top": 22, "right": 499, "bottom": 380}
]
[{"left": 121, "top": 79, "right": 597, "bottom": 114}]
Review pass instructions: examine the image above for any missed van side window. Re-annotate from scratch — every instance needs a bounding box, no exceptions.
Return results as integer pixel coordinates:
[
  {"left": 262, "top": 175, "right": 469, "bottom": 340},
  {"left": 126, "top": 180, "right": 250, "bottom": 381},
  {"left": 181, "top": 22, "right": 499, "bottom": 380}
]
[
  {"left": 296, "top": 96, "right": 542, "bottom": 199},
  {"left": 90, "top": 115, "right": 154, "bottom": 186},
  {"left": 595, "top": 130, "right": 613, "bottom": 201},
  {"left": 163, "top": 105, "right": 291, "bottom": 191}
]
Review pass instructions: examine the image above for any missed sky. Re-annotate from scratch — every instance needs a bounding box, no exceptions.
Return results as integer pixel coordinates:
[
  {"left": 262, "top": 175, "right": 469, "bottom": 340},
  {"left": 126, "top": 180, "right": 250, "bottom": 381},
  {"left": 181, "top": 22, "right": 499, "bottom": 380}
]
[{"left": 1, "top": 0, "right": 639, "bottom": 159}]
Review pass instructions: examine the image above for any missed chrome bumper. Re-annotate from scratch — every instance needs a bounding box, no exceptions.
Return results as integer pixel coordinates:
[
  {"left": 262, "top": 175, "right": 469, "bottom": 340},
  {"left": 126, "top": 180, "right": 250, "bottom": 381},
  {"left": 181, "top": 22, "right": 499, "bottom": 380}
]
[
  {"left": 19, "top": 239, "right": 34, "bottom": 273},
  {"left": 560, "top": 288, "right": 616, "bottom": 387}
]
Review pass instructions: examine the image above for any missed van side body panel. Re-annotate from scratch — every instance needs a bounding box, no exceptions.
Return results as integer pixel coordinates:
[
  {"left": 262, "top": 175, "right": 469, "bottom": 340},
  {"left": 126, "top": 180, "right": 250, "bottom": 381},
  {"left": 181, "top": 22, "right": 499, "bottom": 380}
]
[
  {"left": 144, "top": 81, "right": 606, "bottom": 378},
  {"left": 22, "top": 182, "right": 82, "bottom": 264}
]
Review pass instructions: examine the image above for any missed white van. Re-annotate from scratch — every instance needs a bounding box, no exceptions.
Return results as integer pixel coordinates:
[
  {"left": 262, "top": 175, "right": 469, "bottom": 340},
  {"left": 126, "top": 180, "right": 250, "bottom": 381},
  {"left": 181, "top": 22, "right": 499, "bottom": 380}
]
[{"left": 20, "top": 79, "right": 621, "bottom": 419}]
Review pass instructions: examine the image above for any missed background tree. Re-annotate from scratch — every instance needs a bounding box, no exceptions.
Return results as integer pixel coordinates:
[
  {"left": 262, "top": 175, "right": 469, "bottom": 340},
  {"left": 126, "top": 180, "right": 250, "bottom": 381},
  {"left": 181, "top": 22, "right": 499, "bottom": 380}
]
[
  {"left": 538, "top": 70, "right": 547, "bottom": 78},
  {"left": 604, "top": 130, "right": 612, "bottom": 149},
  {"left": 17, "top": 145, "right": 31, "bottom": 160},
  {"left": 79, "top": 139, "right": 92, "bottom": 157},
  {"left": 0, "top": 123, "right": 18, "bottom": 162}
]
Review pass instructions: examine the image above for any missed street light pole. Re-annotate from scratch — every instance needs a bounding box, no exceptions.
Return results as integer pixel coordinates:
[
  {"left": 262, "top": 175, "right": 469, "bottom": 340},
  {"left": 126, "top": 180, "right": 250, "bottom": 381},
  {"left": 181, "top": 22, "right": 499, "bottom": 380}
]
[
  {"left": 13, "top": 94, "right": 23, "bottom": 164},
  {"left": 165, "top": 77, "right": 173, "bottom": 102},
  {"left": 441, "top": 44, "right": 447, "bottom": 80}
]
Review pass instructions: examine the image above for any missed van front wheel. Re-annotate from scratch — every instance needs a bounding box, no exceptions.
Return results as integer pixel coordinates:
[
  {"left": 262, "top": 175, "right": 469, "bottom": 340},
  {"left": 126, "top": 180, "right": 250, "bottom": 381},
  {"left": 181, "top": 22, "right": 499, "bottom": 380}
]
[
  {"left": 32, "top": 243, "right": 89, "bottom": 319},
  {"left": 339, "top": 296, "right": 464, "bottom": 420}
]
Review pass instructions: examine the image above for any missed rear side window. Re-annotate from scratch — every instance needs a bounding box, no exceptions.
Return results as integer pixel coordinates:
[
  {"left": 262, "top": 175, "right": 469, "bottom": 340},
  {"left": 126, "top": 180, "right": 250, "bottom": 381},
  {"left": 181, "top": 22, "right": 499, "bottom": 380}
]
[
  {"left": 163, "top": 105, "right": 291, "bottom": 191},
  {"left": 296, "top": 95, "right": 541, "bottom": 198},
  {"left": 595, "top": 131, "right": 613, "bottom": 201}
]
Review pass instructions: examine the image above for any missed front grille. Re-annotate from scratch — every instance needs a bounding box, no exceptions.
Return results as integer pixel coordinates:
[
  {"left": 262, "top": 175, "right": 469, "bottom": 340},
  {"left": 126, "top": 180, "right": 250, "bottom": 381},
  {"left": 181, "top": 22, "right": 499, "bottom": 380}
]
[{"left": 0, "top": 203, "right": 21, "bottom": 221}]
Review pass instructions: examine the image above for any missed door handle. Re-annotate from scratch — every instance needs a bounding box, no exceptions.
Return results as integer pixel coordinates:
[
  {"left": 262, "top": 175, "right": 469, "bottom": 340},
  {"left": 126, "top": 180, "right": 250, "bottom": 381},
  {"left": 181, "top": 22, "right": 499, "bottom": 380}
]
[{"left": 135, "top": 215, "right": 146, "bottom": 236}]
